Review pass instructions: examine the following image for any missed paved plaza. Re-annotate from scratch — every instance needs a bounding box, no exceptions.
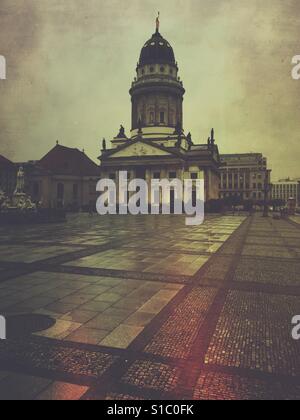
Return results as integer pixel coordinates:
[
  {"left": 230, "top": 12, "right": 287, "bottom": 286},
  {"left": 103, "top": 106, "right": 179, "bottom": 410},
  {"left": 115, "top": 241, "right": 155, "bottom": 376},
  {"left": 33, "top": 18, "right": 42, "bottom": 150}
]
[{"left": 0, "top": 213, "right": 299, "bottom": 400}]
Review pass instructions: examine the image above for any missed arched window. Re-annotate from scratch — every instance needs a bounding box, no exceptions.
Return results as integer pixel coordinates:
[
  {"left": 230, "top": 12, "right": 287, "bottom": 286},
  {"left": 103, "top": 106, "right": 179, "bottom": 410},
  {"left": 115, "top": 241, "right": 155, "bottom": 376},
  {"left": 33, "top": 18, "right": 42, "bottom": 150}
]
[{"left": 149, "top": 111, "right": 155, "bottom": 124}]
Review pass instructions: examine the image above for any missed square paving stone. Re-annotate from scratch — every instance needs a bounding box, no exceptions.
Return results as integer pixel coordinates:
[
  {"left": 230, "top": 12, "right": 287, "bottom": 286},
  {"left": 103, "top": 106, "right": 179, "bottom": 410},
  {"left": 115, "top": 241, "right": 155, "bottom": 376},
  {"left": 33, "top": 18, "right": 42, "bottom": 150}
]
[
  {"left": 66, "top": 327, "right": 109, "bottom": 345},
  {"left": 36, "top": 381, "right": 89, "bottom": 400},
  {"left": 125, "top": 311, "right": 156, "bottom": 327},
  {"left": 94, "top": 292, "right": 123, "bottom": 303},
  {"left": 0, "top": 373, "right": 52, "bottom": 400},
  {"left": 85, "top": 314, "right": 126, "bottom": 331},
  {"left": 100, "top": 324, "right": 143, "bottom": 349}
]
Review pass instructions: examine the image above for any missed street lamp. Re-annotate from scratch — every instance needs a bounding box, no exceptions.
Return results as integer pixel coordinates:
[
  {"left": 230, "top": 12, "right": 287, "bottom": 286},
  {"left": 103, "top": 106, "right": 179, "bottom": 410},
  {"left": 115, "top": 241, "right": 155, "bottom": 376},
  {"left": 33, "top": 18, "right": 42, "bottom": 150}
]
[{"left": 263, "top": 169, "right": 272, "bottom": 217}]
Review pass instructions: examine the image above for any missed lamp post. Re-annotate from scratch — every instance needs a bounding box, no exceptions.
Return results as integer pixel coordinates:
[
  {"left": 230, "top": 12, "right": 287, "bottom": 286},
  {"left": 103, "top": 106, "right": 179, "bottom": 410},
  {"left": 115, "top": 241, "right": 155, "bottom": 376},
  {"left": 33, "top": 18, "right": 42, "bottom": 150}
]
[{"left": 263, "top": 169, "right": 272, "bottom": 217}]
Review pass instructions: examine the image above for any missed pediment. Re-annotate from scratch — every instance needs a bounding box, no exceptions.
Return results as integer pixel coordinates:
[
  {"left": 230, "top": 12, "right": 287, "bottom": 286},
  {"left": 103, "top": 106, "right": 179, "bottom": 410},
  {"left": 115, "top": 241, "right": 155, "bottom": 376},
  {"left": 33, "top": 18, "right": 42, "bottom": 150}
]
[{"left": 109, "top": 141, "right": 172, "bottom": 158}]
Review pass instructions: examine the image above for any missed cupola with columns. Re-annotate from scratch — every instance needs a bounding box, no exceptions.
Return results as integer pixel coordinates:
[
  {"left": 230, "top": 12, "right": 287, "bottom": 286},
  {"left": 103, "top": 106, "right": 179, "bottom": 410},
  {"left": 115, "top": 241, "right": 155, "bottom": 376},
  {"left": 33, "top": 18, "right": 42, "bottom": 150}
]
[{"left": 129, "top": 14, "right": 185, "bottom": 142}]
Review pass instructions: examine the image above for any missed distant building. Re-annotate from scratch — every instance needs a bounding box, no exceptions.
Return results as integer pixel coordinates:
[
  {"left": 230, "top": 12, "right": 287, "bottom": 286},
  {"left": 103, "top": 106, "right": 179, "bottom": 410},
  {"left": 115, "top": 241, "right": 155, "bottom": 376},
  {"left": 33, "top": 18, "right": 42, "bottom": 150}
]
[
  {"left": 0, "top": 154, "right": 16, "bottom": 195},
  {"left": 272, "top": 179, "right": 300, "bottom": 206},
  {"left": 219, "top": 153, "right": 271, "bottom": 202},
  {"left": 26, "top": 144, "right": 100, "bottom": 210}
]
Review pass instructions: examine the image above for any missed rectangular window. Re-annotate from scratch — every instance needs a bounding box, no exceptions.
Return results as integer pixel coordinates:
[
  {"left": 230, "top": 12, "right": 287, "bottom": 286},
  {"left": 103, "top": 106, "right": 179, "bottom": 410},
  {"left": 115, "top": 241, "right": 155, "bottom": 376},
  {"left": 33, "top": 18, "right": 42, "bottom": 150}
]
[
  {"left": 169, "top": 172, "right": 177, "bottom": 179},
  {"left": 160, "top": 112, "right": 165, "bottom": 124},
  {"left": 153, "top": 172, "right": 161, "bottom": 179},
  {"left": 191, "top": 173, "right": 198, "bottom": 180}
]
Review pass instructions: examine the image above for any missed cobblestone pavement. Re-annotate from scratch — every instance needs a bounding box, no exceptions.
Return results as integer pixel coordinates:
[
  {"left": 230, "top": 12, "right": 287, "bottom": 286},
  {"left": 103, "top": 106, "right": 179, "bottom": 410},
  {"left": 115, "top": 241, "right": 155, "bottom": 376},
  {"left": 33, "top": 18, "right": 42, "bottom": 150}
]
[{"left": 0, "top": 214, "right": 299, "bottom": 400}]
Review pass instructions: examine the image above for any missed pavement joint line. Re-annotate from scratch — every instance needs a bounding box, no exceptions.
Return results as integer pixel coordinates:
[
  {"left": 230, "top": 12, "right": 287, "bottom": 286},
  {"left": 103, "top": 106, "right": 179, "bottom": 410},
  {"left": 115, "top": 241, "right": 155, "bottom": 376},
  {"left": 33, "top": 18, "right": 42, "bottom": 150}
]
[
  {"left": 36, "top": 264, "right": 192, "bottom": 284},
  {"left": 81, "top": 217, "right": 251, "bottom": 400},
  {"left": 0, "top": 238, "right": 129, "bottom": 285},
  {"left": 172, "top": 216, "right": 253, "bottom": 399},
  {"left": 286, "top": 218, "right": 300, "bottom": 230}
]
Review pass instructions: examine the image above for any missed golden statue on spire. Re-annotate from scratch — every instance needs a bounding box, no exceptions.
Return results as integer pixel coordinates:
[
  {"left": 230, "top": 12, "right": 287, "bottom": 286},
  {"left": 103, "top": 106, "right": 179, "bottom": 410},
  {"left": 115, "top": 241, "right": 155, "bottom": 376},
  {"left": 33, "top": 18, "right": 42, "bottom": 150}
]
[{"left": 156, "top": 12, "right": 160, "bottom": 33}]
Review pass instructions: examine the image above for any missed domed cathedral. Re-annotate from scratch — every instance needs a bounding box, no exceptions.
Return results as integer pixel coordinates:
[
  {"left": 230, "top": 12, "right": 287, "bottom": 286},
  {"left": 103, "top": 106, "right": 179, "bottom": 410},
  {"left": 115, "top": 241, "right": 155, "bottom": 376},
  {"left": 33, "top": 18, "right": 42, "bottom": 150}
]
[{"left": 99, "top": 16, "right": 221, "bottom": 203}]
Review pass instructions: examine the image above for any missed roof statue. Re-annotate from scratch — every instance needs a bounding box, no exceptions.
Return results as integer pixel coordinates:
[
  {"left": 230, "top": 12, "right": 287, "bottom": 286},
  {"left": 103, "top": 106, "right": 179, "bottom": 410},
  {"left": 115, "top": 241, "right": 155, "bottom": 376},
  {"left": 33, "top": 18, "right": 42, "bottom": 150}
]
[{"left": 116, "top": 125, "right": 127, "bottom": 139}]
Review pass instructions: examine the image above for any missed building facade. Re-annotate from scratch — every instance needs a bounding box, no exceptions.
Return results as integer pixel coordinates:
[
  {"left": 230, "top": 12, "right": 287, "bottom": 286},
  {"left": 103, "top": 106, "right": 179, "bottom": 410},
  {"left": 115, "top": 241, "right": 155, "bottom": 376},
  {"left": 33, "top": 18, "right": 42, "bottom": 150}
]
[
  {"left": 0, "top": 155, "right": 16, "bottom": 195},
  {"left": 99, "top": 23, "right": 221, "bottom": 205},
  {"left": 219, "top": 153, "right": 271, "bottom": 202},
  {"left": 272, "top": 179, "right": 300, "bottom": 206}
]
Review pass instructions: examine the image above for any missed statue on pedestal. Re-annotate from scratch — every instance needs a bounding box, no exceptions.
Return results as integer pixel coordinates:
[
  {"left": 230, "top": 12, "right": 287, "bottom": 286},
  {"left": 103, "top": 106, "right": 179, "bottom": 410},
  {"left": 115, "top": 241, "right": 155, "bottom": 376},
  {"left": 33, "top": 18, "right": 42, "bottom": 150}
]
[
  {"left": 11, "top": 166, "right": 36, "bottom": 210},
  {"left": 14, "top": 166, "right": 25, "bottom": 195}
]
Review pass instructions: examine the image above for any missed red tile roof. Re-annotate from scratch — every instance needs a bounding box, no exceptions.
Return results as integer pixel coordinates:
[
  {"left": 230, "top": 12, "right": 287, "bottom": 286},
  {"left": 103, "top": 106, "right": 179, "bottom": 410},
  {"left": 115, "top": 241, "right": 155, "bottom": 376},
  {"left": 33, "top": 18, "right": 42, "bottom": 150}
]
[{"left": 39, "top": 144, "right": 99, "bottom": 176}]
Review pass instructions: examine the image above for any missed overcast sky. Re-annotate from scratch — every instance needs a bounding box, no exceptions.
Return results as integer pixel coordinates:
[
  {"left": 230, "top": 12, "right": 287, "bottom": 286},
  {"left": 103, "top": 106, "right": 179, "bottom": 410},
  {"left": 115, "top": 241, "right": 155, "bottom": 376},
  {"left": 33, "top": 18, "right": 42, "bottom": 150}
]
[{"left": 0, "top": 0, "right": 299, "bottom": 180}]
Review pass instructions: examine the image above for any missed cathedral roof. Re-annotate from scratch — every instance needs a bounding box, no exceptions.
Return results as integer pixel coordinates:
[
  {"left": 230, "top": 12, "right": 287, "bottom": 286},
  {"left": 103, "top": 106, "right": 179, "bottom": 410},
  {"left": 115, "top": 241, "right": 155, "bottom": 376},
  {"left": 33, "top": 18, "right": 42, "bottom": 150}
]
[
  {"left": 0, "top": 154, "right": 14, "bottom": 167},
  {"left": 139, "top": 31, "right": 176, "bottom": 66}
]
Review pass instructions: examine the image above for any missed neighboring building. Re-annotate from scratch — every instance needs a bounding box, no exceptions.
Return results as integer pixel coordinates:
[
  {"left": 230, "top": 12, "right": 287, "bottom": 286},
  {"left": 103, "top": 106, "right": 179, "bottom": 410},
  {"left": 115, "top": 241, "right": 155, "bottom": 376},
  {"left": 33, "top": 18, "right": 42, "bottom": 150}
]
[
  {"left": 272, "top": 179, "right": 300, "bottom": 206},
  {"left": 22, "top": 144, "right": 100, "bottom": 210},
  {"left": 99, "top": 21, "right": 221, "bottom": 204},
  {"left": 0, "top": 154, "right": 16, "bottom": 195},
  {"left": 219, "top": 153, "right": 271, "bottom": 202}
]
